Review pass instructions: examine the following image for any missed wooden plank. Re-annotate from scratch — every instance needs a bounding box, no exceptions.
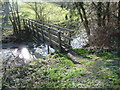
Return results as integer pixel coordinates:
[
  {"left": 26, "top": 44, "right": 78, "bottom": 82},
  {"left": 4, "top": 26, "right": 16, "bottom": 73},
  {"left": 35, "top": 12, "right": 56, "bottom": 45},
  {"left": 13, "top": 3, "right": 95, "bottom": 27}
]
[
  {"left": 62, "top": 43, "right": 72, "bottom": 49},
  {"left": 28, "top": 18, "right": 74, "bottom": 32},
  {"left": 23, "top": 19, "right": 73, "bottom": 52},
  {"left": 28, "top": 22, "right": 59, "bottom": 42},
  {"left": 61, "top": 34, "right": 73, "bottom": 41},
  {"left": 43, "top": 34, "right": 59, "bottom": 49},
  {"left": 50, "top": 29, "right": 58, "bottom": 36},
  {"left": 51, "top": 39, "right": 59, "bottom": 46}
]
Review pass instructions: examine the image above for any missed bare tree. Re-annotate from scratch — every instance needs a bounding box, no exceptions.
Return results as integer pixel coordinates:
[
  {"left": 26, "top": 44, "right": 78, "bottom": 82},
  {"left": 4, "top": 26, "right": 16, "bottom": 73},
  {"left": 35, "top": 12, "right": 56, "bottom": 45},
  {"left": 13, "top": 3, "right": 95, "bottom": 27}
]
[
  {"left": 3, "top": 0, "right": 10, "bottom": 26},
  {"left": 27, "top": 2, "right": 47, "bottom": 22}
]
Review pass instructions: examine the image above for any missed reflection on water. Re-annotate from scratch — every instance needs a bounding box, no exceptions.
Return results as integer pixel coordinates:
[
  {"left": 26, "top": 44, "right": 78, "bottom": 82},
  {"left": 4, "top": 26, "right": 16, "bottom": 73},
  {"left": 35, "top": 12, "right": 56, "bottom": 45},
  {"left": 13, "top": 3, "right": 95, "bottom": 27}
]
[
  {"left": 13, "top": 47, "right": 33, "bottom": 63},
  {"left": 34, "top": 44, "right": 55, "bottom": 59},
  {"left": 1, "top": 43, "right": 55, "bottom": 65},
  {"left": 1, "top": 30, "right": 87, "bottom": 65},
  {"left": 20, "top": 48, "right": 31, "bottom": 60}
]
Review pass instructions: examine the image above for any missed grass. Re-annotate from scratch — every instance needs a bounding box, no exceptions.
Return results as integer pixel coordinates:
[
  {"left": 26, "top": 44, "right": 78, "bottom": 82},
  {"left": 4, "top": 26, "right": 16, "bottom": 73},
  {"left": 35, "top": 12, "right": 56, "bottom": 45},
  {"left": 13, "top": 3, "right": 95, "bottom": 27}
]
[
  {"left": 1, "top": 2, "right": 120, "bottom": 88},
  {"left": 2, "top": 47, "right": 120, "bottom": 88},
  {"left": 76, "top": 48, "right": 120, "bottom": 88},
  {"left": 20, "top": 2, "right": 68, "bottom": 25},
  {"left": 2, "top": 29, "right": 13, "bottom": 36}
]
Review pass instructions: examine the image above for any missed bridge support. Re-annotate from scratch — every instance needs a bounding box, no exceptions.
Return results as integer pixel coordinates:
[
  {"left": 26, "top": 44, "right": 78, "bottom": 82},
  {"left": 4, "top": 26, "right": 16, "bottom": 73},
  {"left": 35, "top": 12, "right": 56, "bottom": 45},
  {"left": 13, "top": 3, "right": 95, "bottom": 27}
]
[
  {"left": 58, "top": 32, "right": 62, "bottom": 52},
  {"left": 47, "top": 45, "right": 50, "bottom": 54}
]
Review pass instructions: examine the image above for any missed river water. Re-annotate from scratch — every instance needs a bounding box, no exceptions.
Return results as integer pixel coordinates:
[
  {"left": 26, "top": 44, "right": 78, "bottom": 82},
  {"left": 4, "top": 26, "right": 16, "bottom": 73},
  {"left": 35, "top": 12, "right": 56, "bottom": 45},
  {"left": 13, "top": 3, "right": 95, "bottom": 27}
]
[
  {"left": 0, "top": 30, "right": 88, "bottom": 65},
  {"left": 1, "top": 43, "right": 55, "bottom": 65},
  {"left": 71, "top": 30, "right": 88, "bottom": 48}
]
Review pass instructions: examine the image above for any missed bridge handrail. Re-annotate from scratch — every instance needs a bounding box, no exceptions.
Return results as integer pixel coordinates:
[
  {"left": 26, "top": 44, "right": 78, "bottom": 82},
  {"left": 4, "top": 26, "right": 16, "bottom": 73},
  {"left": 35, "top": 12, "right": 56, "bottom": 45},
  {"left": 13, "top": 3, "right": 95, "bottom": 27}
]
[
  {"left": 24, "top": 18, "right": 74, "bottom": 33},
  {"left": 23, "top": 18, "right": 74, "bottom": 51}
]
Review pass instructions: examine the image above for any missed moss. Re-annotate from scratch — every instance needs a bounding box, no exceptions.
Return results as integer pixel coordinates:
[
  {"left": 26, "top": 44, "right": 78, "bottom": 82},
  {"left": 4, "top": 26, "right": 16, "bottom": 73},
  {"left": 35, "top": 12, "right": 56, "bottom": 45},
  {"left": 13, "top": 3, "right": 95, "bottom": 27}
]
[{"left": 73, "top": 48, "right": 92, "bottom": 55}]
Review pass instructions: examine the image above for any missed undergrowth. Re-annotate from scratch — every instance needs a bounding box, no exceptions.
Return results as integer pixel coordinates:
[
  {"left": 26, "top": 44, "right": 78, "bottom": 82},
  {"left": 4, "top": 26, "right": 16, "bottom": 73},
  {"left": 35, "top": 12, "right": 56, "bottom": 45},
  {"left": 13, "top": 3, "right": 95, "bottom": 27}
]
[{"left": 2, "top": 48, "right": 120, "bottom": 89}]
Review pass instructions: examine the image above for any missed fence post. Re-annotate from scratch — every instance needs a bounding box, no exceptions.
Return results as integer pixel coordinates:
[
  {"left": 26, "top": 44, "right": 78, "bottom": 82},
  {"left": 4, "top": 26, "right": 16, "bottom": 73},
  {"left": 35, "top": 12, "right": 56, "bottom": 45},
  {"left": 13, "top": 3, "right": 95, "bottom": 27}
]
[
  {"left": 69, "top": 32, "right": 71, "bottom": 46},
  {"left": 58, "top": 31, "right": 62, "bottom": 52}
]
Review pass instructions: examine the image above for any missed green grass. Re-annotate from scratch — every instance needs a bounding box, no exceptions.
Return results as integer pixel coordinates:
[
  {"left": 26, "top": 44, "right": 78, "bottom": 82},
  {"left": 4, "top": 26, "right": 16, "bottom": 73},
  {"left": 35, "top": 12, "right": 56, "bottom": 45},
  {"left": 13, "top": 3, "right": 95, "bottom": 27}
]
[
  {"left": 2, "top": 29, "right": 13, "bottom": 36},
  {"left": 73, "top": 48, "right": 120, "bottom": 88},
  {"left": 2, "top": 48, "right": 120, "bottom": 88},
  {"left": 73, "top": 48, "right": 92, "bottom": 55},
  {"left": 20, "top": 2, "right": 68, "bottom": 24}
]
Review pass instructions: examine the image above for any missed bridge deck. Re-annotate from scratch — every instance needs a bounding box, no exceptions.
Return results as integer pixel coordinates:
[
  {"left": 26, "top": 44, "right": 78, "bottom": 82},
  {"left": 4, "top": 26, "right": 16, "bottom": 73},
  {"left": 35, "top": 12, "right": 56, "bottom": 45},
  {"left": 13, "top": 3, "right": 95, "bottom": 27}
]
[{"left": 23, "top": 19, "right": 74, "bottom": 52}]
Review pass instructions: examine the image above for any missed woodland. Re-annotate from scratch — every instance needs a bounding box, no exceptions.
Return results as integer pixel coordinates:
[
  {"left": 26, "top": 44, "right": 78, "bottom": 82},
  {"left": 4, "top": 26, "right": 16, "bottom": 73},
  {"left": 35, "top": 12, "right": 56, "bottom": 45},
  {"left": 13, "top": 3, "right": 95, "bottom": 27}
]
[{"left": 0, "top": 1, "right": 120, "bottom": 89}]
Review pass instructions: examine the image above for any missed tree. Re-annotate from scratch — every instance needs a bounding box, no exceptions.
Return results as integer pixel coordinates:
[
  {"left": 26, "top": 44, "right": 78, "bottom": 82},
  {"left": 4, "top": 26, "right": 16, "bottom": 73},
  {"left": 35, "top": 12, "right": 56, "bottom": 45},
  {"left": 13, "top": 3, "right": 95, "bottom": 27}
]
[
  {"left": 118, "top": 1, "right": 120, "bottom": 25},
  {"left": 75, "top": 2, "right": 90, "bottom": 36},
  {"left": 3, "top": 0, "right": 10, "bottom": 26},
  {"left": 27, "top": 2, "right": 47, "bottom": 22},
  {"left": 60, "top": 2, "right": 90, "bottom": 36}
]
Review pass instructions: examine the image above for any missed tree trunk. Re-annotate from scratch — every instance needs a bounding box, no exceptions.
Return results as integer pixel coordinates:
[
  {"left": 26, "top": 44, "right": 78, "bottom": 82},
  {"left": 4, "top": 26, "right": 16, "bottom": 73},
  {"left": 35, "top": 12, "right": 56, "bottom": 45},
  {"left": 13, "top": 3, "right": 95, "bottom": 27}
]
[
  {"left": 75, "top": 2, "right": 90, "bottom": 36},
  {"left": 4, "top": 1, "right": 10, "bottom": 25},
  {"left": 106, "top": 2, "right": 110, "bottom": 24},
  {"left": 118, "top": 1, "right": 120, "bottom": 25},
  {"left": 97, "top": 2, "right": 102, "bottom": 27},
  {"left": 35, "top": 2, "right": 38, "bottom": 20},
  {"left": 102, "top": 2, "right": 110, "bottom": 26}
]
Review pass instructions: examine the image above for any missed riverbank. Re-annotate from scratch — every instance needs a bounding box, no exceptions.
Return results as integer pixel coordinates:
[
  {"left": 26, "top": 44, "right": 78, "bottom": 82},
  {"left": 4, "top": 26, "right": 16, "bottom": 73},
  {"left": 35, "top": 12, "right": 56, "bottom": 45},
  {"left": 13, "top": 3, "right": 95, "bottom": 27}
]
[{"left": 2, "top": 48, "right": 120, "bottom": 88}]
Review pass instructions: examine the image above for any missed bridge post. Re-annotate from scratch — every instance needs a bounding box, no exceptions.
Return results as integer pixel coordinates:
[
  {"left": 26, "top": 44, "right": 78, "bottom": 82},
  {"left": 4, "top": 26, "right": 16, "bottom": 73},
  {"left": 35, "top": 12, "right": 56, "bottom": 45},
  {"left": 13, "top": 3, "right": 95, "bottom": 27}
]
[
  {"left": 23, "top": 19, "right": 25, "bottom": 28},
  {"left": 69, "top": 32, "right": 71, "bottom": 46},
  {"left": 58, "top": 31, "right": 62, "bottom": 52},
  {"left": 41, "top": 24, "right": 45, "bottom": 44},
  {"left": 24, "top": 19, "right": 28, "bottom": 31},
  {"left": 36, "top": 23, "right": 40, "bottom": 43},
  {"left": 28, "top": 19, "right": 31, "bottom": 33},
  {"left": 31, "top": 21, "right": 33, "bottom": 37},
  {"left": 35, "top": 23, "right": 37, "bottom": 39},
  {"left": 47, "top": 45, "right": 50, "bottom": 54},
  {"left": 48, "top": 27, "right": 52, "bottom": 46}
]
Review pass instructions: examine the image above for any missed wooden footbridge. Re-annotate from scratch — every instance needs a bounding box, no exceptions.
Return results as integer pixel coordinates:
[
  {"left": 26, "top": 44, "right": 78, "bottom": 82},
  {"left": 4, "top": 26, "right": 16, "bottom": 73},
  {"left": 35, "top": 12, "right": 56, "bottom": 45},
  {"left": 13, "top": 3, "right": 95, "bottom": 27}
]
[
  {"left": 9, "top": 12, "right": 74, "bottom": 52},
  {"left": 2, "top": 1, "right": 80, "bottom": 64},
  {"left": 5, "top": 2, "right": 74, "bottom": 52},
  {"left": 22, "top": 19, "right": 74, "bottom": 52}
]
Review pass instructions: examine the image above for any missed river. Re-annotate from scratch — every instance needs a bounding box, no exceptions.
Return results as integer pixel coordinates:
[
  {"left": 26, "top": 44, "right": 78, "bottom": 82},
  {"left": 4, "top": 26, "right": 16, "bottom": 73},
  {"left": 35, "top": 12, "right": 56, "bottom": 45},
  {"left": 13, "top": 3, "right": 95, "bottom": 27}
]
[{"left": 0, "top": 30, "right": 88, "bottom": 66}]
